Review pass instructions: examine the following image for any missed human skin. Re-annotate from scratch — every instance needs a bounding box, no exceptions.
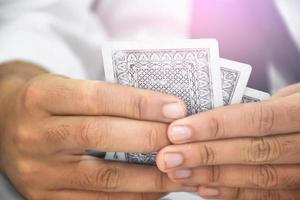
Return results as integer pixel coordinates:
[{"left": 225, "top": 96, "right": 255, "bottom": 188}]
[
  {"left": 157, "top": 83, "right": 300, "bottom": 200},
  {"left": 0, "top": 61, "right": 196, "bottom": 200}
]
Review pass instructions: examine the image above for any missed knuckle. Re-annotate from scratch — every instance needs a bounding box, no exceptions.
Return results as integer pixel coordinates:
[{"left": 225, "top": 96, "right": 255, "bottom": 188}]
[
  {"left": 255, "top": 190, "right": 281, "bottom": 200},
  {"left": 44, "top": 124, "right": 70, "bottom": 143},
  {"left": 251, "top": 104, "right": 275, "bottom": 135},
  {"left": 144, "top": 126, "right": 160, "bottom": 152},
  {"left": 79, "top": 166, "right": 121, "bottom": 191},
  {"left": 130, "top": 95, "right": 147, "bottom": 119},
  {"left": 96, "top": 119, "right": 112, "bottom": 149},
  {"left": 14, "top": 129, "right": 28, "bottom": 147},
  {"left": 198, "top": 144, "right": 217, "bottom": 165},
  {"left": 94, "top": 166, "right": 121, "bottom": 190},
  {"left": 78, "top": 121, "right": 93, "bottom": 147},
  {"left": 77, "top": 118, "right": 101, "bottom": 148},
  {"left": 20, "top": 80, "right": 42, "bottom": 110},
  {"left": 14, "top": 127, "right": 36, "bottom": 152},
  {"left": 154, "top": 171, "right": 168, "bottom": 190},
  {"left": 283, "top": 172, "right": 300, "bottom": 189},
  {"left": 207, "top": 165, "right": 221, "bottom": 184},
  {"left": 251, "top": 165, "right": 279, "bottom": 189},
  {"left": 208, "top": 116, "right": 225, "bottom": 139},
  {"left": 246, "top": 137, "right": 282, "bottom": 163},
  {"left": 78, "top": 171, "right": 94, "bottom": 187}
]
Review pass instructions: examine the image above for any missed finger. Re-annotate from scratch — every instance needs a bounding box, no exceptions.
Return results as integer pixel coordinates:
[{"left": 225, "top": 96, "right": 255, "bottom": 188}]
[
  {"left": 156, "top": 134, "right": 300, "bottom": 170},
  {"left": 198, "top": 186, "right": 300, "bottom": 200},
  {"left": 52, "top": 156, "right": 197, "bottom": 193},
  {"left": 167, "top": 93, "right": 300, "bottom": 144},
  {"left": 27, "top": 75, "right": 186, "bottom": 122},
  {"left": 54, "top": 190, "right": 164, "bottom": 200},
  {"left": 42, "top": 116, "right": 169, "bottom": 152},
  {"left": 168, "top": 165, "right": 300, "bottom": 190},
  {"left": 273, "top": 83, "right": 300, "bottom": 98}
]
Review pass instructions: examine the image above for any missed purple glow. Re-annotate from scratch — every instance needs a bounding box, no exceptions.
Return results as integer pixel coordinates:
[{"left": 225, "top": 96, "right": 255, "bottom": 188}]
[{"left": 191, "top": 0, "right": 300, "bottom": 90}]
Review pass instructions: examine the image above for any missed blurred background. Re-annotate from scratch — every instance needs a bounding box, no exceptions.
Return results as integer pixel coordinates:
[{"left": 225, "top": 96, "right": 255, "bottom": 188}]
[
  {"left": 0, "top": 0, "right": 299, "bottom": 199},
  {"left": 191, "top": 0, "right": 300, "bottom": 92}
]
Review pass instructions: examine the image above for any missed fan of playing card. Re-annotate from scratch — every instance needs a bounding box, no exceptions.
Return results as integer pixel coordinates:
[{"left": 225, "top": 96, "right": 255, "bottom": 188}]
[{"left": 101, "top": 39, "right": 270, "bottom": 166}]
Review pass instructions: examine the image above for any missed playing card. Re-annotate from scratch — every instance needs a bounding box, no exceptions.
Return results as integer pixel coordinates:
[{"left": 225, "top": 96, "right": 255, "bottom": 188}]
[
  {"left": 102, "top": 39, "right": 223, "bottom": 165},
  {"left": 102, "top": 39, "right": 223, "bottom": 112},
  {"left": 242, "top": 87, "right": 271, "bottom": 103},
  {"left": 221, "top": 58, "right": 252, "bottom": 105}
]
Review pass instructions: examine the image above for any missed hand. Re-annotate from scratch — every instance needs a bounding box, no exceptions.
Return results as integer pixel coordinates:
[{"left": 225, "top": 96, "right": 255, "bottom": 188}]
[
  {"left": 0, "top": 61, "right": 195, "bottom": 200},
  {"left": 156, "top": 83, "right": 300, "bottom": 200}
]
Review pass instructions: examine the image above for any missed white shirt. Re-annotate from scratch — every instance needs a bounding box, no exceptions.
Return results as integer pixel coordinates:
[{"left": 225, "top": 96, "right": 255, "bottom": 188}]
[{"left": 0, "top": 0, "right": 192, "bottom": 80}]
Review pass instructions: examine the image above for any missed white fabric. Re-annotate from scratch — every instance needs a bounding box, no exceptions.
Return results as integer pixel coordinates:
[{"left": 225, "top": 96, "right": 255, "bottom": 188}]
[{"left": 0, "top": 0, "right": 192, "bottom": 80}]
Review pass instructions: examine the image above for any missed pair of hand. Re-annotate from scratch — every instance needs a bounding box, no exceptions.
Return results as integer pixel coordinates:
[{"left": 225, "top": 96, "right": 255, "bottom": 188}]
[{"left": 0, "top": 62, "right": 299, "bottom": 200}]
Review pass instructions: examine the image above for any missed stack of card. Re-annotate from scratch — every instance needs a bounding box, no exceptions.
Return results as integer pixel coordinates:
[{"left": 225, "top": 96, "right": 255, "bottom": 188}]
[{"left": 101, "top": 39, "right": 270, "bottom": 165}]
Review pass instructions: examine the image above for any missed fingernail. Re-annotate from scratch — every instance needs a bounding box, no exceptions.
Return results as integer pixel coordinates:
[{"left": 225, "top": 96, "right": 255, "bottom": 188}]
[
  {"left": 164, "top": 153, "right": 184, "bottom": 169},
  {"left": 170, "top": 126, "right": 192, "bottom": 142},
  {"left": 198, "top": 187, "right": 220, "bottom": 197},
  {"left": 173, "top": 169, "right": 192, "bottom": 179},
  {"left": 162, "top": 102, "right": 186, "bottom": 119}
]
